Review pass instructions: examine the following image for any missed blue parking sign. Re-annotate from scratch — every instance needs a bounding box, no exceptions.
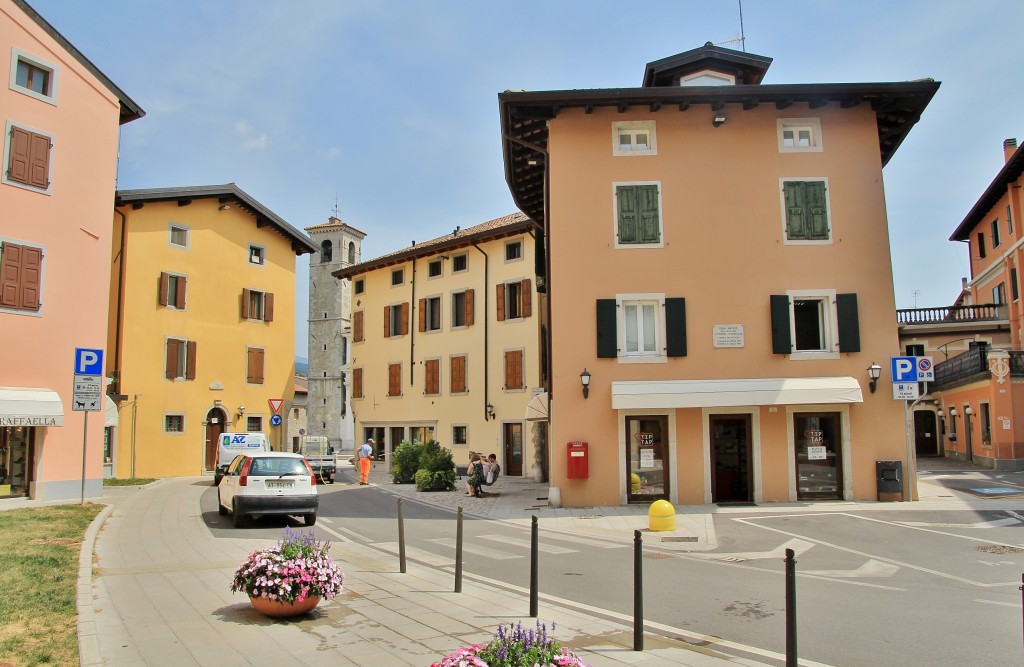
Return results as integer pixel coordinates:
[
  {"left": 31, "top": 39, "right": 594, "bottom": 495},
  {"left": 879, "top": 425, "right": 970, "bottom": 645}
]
[
  {"left": 891, "top": 356, "right": 917, "bottom": 383},
  {"left": 74, "top": 348, "right": 103, "bottom": 375}
]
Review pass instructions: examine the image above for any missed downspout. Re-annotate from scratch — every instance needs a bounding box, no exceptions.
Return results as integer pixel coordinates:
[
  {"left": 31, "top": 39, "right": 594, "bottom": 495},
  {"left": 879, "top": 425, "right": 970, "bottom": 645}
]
[
  {"left": 112, "top": 207, "right": 127, "bottom": 396},
  {"left": 471, "top": 242, "right": 490, "bottom": 421},
  {"left": 409, "top": 258, "right": 416, "bottom": 387}
]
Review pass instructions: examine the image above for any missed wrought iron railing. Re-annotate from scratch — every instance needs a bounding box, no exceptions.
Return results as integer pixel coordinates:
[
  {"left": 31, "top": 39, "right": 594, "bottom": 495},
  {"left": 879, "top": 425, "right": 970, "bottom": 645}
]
[
  {"left": 933, "top": 346, "right": 988, "bottom": 388},
  {"left": 897, "top": 304, "right": 1003, "bottom": 325}
]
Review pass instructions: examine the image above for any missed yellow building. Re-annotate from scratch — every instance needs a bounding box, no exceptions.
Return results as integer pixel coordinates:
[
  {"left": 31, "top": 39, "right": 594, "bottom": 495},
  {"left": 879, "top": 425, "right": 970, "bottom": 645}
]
[
  {"left": 500, "top": 43, "right": 939, "bottom": 506},
  {"left": 333, "top": 213, "right": 545, "bottom": 479},
  {"left": 108, "top": 184, "right": 316, "bottom": 478}
]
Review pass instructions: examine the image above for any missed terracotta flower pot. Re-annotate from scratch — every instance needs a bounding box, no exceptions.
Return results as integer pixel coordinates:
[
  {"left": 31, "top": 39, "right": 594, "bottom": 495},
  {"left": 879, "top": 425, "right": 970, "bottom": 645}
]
[{"left": 249, "top": 595, "right": 321, "bottom": 618}]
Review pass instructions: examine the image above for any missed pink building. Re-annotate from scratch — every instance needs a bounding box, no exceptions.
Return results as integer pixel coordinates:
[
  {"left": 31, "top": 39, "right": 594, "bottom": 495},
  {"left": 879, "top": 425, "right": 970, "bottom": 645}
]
[{"left": 0, "top": 0, "right": 143, "bottom": 499}]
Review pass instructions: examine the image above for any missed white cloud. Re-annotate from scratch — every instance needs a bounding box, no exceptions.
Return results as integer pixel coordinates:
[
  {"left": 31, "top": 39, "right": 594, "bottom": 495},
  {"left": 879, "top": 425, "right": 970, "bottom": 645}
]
[
  {"left": 324, "top": 147, "right": 341, "bottom": 159},
  {"left": 235, "top": 120, "right": 268, "bottom": 151},
  {"left": 241, "top": 133, "right": 269, "bottom": 151}
]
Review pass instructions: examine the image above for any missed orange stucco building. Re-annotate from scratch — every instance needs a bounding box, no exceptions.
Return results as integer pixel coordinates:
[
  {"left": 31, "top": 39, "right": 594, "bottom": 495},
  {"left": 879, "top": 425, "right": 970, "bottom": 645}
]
[
  {"left": 501, "top": 44, "right": 938, "bottom": 506},
  {"left": 0, "top": 0, "right": 143, "bottom": 499}
]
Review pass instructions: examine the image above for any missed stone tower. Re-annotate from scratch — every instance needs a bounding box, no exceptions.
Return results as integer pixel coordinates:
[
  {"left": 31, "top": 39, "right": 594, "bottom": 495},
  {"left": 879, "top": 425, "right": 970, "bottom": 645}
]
[{"left": 304, "top": 216, "right": 366, "bottom": 454}]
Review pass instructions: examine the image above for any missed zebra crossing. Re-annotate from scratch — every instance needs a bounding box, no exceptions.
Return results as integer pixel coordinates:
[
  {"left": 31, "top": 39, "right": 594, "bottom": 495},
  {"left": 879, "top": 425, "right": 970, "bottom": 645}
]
[{"left": 371, "top": 530, "right": 627, "bottom": 567}]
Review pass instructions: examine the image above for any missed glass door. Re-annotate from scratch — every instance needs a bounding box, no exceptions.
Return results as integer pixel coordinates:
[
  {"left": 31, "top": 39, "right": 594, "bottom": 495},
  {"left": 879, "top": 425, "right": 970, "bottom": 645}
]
[
  {"left": 794, "top": 412, "right": 842, "bottom": 500},
  {"left": 710, "top": 415, "right": 751, "bottom": 503},
  {"left": 626, "top": 416, "right": 668, "bottom": 502}
]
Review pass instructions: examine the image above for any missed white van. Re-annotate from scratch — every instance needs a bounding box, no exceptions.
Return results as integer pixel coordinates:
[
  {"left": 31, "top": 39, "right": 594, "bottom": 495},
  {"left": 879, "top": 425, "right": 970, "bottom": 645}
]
[{"left": 214, "top": 432, "right": 270, "bottom": 485}]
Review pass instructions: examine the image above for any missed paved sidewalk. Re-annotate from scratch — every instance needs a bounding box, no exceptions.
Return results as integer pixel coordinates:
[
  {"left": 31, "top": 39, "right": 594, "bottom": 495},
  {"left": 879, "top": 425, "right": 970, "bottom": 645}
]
[{"left": 75, "top": 477, "right": 767, "bottom": 667}]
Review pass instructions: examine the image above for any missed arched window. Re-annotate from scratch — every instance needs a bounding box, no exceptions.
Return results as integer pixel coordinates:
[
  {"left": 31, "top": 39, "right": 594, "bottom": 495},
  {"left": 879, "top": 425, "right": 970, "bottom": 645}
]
[
  {"left": 321, "top": 240, "right": 333, "bottom": 262},
  {"left": 348, "top": 242, "right": 355, "bottom": 264}
]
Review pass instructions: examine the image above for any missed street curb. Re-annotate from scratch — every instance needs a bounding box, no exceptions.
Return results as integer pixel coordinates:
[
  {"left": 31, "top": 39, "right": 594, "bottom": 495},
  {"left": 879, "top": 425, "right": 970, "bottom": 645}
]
[{"left": 77, "top": 501, "right": 115, "bottom": 667}]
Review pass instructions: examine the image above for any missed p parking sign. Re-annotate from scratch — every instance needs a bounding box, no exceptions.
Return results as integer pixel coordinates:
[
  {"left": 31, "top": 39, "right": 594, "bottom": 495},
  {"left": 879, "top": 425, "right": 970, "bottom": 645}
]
[{"left": 890, "top": 356, "right": 934, "bottom": 383}]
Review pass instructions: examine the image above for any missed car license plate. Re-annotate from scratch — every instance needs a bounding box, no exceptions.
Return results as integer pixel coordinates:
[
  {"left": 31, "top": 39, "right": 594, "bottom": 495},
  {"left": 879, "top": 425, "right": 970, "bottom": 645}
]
[{"left": 266, "top": 480, "right": 294, "bottom": 489}]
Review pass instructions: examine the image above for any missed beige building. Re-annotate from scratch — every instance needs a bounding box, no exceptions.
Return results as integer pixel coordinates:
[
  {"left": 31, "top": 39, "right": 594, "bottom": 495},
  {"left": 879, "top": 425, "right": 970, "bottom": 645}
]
[
  {"left": 108, "top": 184, "right": 316, "bottom": 478},
  {"left": 333, "top": 213, "right": 545, "bottom": 477},
  {"left": 500, "top": 43, "right": 939, "bottom": 506}
]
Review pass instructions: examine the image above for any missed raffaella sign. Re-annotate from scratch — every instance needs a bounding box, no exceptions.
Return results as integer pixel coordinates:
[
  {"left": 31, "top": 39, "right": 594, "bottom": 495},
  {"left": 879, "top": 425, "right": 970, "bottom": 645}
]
[{"left": 0, "top": 416, "right": 62, "bottom": 427}]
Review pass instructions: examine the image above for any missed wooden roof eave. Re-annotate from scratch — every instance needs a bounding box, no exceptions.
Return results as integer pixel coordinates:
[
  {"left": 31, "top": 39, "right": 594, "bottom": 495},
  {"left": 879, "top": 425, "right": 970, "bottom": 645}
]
[{"left": 950, "top": 146, "right": 1024, "bottom": 241}]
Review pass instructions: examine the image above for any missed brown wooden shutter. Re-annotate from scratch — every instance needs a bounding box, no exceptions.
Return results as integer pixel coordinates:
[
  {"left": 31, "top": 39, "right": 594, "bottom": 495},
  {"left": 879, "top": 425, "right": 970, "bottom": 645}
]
[
  {"left": 264, "top": 292, "right": 274, "bottom": 322},
  {"left": 28, "top": 132, "right": 50, "bottom": 189},
  {"left": 159, "top": 272, "right": 169, "bottom": 306},
  {"left": 175, "top": 277, "right": 187, "bottom": 309},
  {"left": 353, "top": 311, "right": 364, "bottom": 342},
  {"left": 388, "top": 363, "right": 401, "bottom": 396},
  {"left": 425, "top": 359, "right": 439, "bottom": 395},
  {"left": 256, "top": 349, "right": 265, "bottom": 384},
  {"left": 384, "top": 305, "right": 391, "bottom": 337},
  {"left": 496, "top": 284, "right": 506, "bottom": 321},
  {"left": 7, "top": 126, "right": 31, "bottom": 184},
  {"left": 521, "top": 279, "right": 532, "bottom": 318},
  {"left": 0, "top": 242, "right": 21, "bottom": 308},
  {"left": 166, "top": 339, "right": 179, "bottom": 379},
  {"left": 241, "top": 288, "right": 250, "bottom": 319},
  {"left": 465, "top": 289, "right": 475, "bottom": 326},
  {"left": 185, "top": 340, "right": 197, "bottom": 379},
  {"left": 418, "top": 298, "right": 426, "bottom": 332},
  {"left": 450, "top": 356, "right": 464, "bottom": 393},
  {"left": 246, "top": 347, "right": 257, "bottom": 383},
  {"left": 504, "top": 350, "right": 523, "bottom": 389},
  {"left": 17, "top": 245, "right": 41, "bottom": 311},
  {"left": 401, "top": 302, "right": 409, "bottom": 335},
  {"left": 352, "top": 368, "right": 363, "bottom": 398}
]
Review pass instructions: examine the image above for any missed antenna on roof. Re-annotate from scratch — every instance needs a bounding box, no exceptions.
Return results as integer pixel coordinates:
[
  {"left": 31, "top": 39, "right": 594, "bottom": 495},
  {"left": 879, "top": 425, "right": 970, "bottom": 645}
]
[
  {"left": 714, "top": 1, "right": 747, "bottom": 51},
  {"left": 332, "top": 194, "right": 340, "bottom": 219}
]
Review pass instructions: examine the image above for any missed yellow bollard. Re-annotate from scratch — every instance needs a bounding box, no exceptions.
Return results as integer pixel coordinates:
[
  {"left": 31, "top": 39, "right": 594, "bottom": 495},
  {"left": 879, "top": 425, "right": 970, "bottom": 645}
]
[
  {"left": 630, "top": 473, "right": 641, "bottom": 494},
  {"left": 648, "top": 499, "right": 676, "bottom": 532}
]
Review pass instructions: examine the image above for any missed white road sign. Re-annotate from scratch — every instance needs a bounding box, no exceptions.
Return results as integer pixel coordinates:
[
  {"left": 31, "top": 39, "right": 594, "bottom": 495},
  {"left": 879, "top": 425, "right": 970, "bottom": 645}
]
[{"left": 892, "top": 383, "right": 920, "bottom": 400}]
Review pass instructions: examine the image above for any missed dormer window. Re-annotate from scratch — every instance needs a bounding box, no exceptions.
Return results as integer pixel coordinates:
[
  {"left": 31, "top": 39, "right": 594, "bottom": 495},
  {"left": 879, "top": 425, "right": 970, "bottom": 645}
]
[{"left": 678, "top": 70, "right": 735, "bottom": 87}]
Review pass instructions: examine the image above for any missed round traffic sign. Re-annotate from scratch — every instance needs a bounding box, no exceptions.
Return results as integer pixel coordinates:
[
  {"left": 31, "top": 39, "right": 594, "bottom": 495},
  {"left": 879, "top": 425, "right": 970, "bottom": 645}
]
[{"left": 270, "top": 414, "right": 283, "bottom": 427}]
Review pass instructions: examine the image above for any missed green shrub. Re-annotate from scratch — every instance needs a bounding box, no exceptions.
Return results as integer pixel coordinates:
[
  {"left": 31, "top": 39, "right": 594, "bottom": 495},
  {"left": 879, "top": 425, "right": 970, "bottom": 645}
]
[
  {"left": 415, "top": 440, "right": 456, "bottom": 491},
  {"left": 391, "top": 440, "right": 424, "bottom": 484}
]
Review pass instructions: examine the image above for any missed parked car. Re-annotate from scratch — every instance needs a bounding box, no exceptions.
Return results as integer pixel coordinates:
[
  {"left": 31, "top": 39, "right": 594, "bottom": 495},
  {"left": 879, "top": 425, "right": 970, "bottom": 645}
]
[{"left": 217, "top": 452, "right": 318, "bottom": 528}]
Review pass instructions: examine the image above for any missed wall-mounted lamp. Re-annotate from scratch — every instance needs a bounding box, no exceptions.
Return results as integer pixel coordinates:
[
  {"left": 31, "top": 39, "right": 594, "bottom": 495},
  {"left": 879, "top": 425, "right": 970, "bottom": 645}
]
[
  {"left": 580, "top": 368, "right": 592, "bottom": 399},
  {"left": 936, "top": 408, "right": 944, "bottom": 418},
  {"left": 712, "top": 112, "right": 727, "bottom": 128},
  {"left": 867, "top": 363, "right": 882, "bottom": 393},
  {"left": 964, "top": 405, "right": 974, "bottom": 415},
  {"left": 218, "top": 204, "right": 231, "bottom": 211},
  {"left": 949, "top": 407, "right": 958, "bottom": 417},
  {"left": 236, "top": 405, "right": 246, "bottom": 419},
  {"left": 485, "top": 403, "right": 495, "bottom": 420}
]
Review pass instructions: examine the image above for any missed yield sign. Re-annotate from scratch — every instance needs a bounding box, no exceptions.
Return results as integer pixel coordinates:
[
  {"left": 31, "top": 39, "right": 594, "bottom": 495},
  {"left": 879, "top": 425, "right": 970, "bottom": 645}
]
[{"left": 268, "top": 398, "right": 284, "bottom": 414}]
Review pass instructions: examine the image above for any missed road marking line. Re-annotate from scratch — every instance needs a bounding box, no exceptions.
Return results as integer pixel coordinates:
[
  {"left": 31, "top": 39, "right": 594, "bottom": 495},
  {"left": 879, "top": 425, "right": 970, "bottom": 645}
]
[
  {"left": 427, "top": 537, "right": 520, "bottom": 560},
  {"left": 373, "top": 542, "right": 451, "bottom": 567},
  {"left": 479, "top": 534, "right": 576, "bottom": 554},
  {"left": 737, "top": 514, "right": 1013, "bottom": 588},
  {"left": 314, "top": 522, "right": 356, "bottom": 543},
  {"left": 687, "top": 537, "right": 814, "bottom": 562},
  {"left": 897, "top": 517, "right": 1021, "bottom": 528},
  {"left": 802, "top": 559, "right": 899, "bottom": 578},
  {"left": 540, "top": 532, "right": 629, "bottom": 549},
  {"left": 974, "top": 598, "right": 1022, "bottom": 608}
]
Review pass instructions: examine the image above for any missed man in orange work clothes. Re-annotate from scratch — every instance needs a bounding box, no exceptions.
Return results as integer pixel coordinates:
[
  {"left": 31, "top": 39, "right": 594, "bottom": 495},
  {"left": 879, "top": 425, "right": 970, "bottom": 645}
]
[{"left": 357, "top": 437, "right": 374, "bottom": 485}]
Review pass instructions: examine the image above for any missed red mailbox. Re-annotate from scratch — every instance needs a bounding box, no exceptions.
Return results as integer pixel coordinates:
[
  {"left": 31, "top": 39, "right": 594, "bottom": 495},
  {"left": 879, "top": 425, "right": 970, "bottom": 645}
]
[{"left": 567, "top": 441, "right": 589, "bottom": 479}]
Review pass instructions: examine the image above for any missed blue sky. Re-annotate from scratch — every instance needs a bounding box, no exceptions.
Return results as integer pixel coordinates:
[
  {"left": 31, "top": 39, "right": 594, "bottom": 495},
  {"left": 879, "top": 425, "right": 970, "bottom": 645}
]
[{"left": 28, "top": 0, "right": 1024, "bottom": 357}]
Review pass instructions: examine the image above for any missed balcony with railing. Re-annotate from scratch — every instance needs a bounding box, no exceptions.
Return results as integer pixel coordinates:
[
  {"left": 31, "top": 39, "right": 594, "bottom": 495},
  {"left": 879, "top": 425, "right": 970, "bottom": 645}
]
[
  {"left": 932, "top": 345, "right": 1024, "bottom": 390},
  {"left": 897, "top": 303, "right": 1004, "bottom": 325}
]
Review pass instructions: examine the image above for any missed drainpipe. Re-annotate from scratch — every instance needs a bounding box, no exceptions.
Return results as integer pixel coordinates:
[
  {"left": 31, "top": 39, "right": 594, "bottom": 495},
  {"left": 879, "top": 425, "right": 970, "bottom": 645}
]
[
  {"left": 409, "top": 258, "right": 416, "bottom": 387},
  {"left": 472, "top": 242, "right": 490, "bottom": 421},
  {"left": 112, "top": 207, "right": 127, "bottom": 396}
]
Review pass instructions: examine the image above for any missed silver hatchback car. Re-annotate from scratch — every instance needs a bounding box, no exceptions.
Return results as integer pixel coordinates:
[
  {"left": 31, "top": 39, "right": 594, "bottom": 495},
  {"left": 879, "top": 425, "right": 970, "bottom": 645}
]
[{"left": 217, "top": 451, "right": 319, "bottom": 528}]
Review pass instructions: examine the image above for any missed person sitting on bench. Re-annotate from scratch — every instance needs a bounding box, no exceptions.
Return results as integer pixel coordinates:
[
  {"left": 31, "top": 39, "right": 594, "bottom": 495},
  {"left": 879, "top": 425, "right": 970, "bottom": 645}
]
[{"left": 472, "top": 454, "right": 501, "bottom": 497}]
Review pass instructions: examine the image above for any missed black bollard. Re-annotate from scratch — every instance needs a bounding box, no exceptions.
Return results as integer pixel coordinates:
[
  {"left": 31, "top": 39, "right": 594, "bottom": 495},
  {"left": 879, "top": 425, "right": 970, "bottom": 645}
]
[
  {"left": 785, "top": 547, "right": 797, "bottom": 667},
  {"left": 455, "top": 507, "right": 464, "bottom": 593},
  {"left": 397, "top": 498, "right": 407, "bottom": 574},
  {"left": 530, "top": 515, "right": 539, "bottom": 617},
  {"left": 634, "top": 530, "right": 643, "bottom": 651},
  {"left": 1019, "top": 573, "right": 1023, "bottom": 657}
]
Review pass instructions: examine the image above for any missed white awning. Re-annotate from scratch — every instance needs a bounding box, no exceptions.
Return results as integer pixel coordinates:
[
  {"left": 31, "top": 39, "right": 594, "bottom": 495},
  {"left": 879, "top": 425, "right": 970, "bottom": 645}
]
[
  {"left": 0, "top": 387, "right": 65, "bottom": 427},
  {"left": 524, "top": 391, "right": 549, "bottom": 421},
  {"left": 611, "top": 377, "right": 863, "bottom": 410},
  {"left": 104, "top": 396, "right": 119, "bottom": 427}
]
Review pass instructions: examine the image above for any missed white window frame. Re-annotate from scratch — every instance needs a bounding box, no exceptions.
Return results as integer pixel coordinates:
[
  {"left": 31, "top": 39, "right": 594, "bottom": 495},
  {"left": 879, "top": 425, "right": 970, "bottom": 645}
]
[
  {"left": 777, "top": 118, "right": 823, "bottom": 153},
  {"left": 388, "top": 304, "right": 404, "bottom": 337},
  {"left": 0, "top": 236, "right": 46, "bottom": 317},
  {"left": 504, "top": 240, "right": 523, "bottom": 263},
  {"left": 779, "top": 177, "right": 833, "bottom": 246},
  {"left": 612, "top": 120, "right": 657, "bottom": 156},
  {"left": 163, "top": 413, "right": 185, "bottom": 434},
  {"left": 786, "top": 289, "right": 840, "bottom": 361},
  {"left": 452, "top": 253, "right": 468, "bottom": 273},
  {"left": 3, "top": 120, "right": 54, "bottom": 195},
  {"left": 503, "top": 280, "right": 524, "bottom": 320},
  {"left": 165, "top": 272, "right": 186, "bottom": 310},
  {"left": 616, "top": 293, "right": 667, "bottom": 364},
  {"left": 451, "top": 290, "right": 469, "bottom": 329},
  {"left": 424, "top": 295, "right": 442, "bottom": 332},
  {"left": 165, "top": 336, "right": 189, "bottom": 380},
  {"left": 612, "top": 181, "right": 665, "bottom": 250},
  {"left": 168, "top": 222, "right": 190, "bottom": 249},
  {"left": 245, "top": 289, "right": 269, "bottom": 322},
  {"left": 248, "top": 244, "right": 265, "bottom": 265},
  {"left": 9, "top": 48, "right": 58, "bottom": 105}
]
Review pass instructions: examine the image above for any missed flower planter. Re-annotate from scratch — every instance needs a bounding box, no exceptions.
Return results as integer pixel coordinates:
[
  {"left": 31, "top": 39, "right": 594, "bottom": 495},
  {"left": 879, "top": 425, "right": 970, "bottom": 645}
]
[{"left": 249, "top": 594, "right": 321, "bottom": 618}]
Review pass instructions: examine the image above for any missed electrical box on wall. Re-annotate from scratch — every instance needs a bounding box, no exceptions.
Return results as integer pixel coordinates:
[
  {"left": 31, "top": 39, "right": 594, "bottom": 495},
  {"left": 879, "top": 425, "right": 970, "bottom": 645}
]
[{"left": 567, "top": 441, "right": 588, "bottom": 479}]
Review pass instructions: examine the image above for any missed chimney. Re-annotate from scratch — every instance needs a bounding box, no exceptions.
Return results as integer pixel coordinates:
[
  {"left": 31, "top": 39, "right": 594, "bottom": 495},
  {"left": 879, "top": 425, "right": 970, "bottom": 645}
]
[{"left": 1005, "top": 138, "right": 1018, "bottom": 163}]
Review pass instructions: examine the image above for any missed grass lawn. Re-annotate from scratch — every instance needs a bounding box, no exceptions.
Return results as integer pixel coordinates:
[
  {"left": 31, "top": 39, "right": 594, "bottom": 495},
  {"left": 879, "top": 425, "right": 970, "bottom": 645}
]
[
  {"left": 102, "top": 477, "right": 156, "bottom": 486},
  {"left": 0, "top": 504, "right": 102, "bottom": 667}
]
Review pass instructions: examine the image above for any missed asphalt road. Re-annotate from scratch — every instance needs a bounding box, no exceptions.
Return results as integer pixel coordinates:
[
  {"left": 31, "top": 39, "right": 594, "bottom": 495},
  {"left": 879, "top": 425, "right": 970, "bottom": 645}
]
[{"left": 201, "top": 482, "right": 1024, "bottom": 666}]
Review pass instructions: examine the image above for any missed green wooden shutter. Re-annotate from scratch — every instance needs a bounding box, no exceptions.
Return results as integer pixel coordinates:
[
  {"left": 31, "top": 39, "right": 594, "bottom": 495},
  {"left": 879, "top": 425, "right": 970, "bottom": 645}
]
[
  {"left": 805, "top": 182, "right": 828, "bottom": 239},
  {"left": 770, "top": 295, "right": 792, "bottom": 354},
  {"left": 665, "top": 298, "right": 687, "bottom": 357},
  {"left": 638, "top": 185, "right": 660, "bottom": 243},
  {"left": 617, "top": 186, "right": 638, "bottom": 243},
  {"left": 596, "top": 299, "right": 617, "bottom": 358},
  {"left": 784, "top": 182, "right": 807, "bottom": 240},
  {"left": 836, "top": 293, "right": 861, "bottom": 353}
]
